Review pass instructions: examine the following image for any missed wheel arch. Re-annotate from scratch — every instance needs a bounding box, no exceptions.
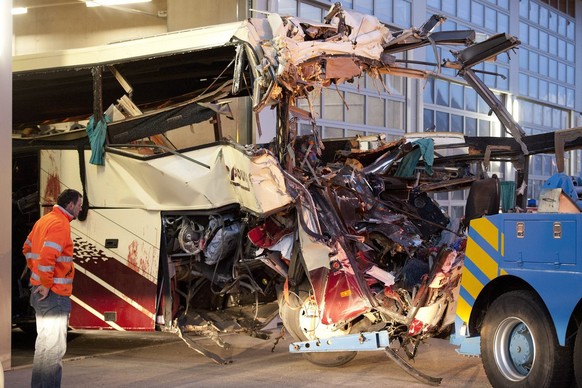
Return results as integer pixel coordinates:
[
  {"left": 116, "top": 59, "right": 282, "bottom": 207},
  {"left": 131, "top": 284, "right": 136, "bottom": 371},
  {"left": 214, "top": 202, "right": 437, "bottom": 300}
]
[{"left": 469, "top": 275, "right": 541, "bottom": 337}]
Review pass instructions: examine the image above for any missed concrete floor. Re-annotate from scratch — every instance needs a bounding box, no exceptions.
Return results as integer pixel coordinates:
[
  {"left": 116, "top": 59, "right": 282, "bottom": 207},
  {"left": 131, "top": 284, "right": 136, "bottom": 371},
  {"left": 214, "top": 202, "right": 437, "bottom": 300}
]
[{"left": 5, "top": 326, "right": 491, "bottom": 388}]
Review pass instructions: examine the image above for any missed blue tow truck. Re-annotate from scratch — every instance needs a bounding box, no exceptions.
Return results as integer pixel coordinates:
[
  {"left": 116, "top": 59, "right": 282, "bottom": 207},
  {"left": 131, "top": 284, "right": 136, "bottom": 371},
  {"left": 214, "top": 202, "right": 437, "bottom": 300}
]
[{"left": 452, "top": 172, "right": 582, "bottom": 387}]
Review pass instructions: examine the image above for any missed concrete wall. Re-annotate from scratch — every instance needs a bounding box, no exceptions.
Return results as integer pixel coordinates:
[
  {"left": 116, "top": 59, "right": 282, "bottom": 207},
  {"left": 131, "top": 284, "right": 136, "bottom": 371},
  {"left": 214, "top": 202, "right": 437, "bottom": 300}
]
[{"left": 2, "top": 0, "right": 13, "bottom": 373}]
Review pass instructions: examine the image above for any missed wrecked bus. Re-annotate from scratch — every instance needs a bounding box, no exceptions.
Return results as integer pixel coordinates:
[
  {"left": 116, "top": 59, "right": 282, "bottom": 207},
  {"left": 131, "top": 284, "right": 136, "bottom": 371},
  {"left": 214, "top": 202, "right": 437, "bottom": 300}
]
[{"left": 13, "top": 3, "right": 579, "bottom": 386}]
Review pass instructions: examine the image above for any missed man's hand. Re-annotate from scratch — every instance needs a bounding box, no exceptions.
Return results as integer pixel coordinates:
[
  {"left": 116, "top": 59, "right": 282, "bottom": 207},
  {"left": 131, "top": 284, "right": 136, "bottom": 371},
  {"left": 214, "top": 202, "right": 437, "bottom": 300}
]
[{"left": 34, "top": 285, "right": 50, "bottom": 300}]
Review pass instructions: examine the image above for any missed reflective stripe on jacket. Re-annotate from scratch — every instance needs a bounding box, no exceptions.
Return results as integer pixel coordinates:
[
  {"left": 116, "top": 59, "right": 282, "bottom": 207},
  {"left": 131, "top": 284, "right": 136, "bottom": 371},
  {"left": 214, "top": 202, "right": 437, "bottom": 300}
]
[{"left": 23, "top": 205, "right": 75, "bottom": 296}]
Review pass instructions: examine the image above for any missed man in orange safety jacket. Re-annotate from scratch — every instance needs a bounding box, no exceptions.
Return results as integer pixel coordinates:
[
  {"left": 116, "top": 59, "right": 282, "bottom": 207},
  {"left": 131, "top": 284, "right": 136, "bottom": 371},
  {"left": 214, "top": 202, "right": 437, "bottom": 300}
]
[{"left": 23, "top": 188, "right": 82, "bottom": 388}]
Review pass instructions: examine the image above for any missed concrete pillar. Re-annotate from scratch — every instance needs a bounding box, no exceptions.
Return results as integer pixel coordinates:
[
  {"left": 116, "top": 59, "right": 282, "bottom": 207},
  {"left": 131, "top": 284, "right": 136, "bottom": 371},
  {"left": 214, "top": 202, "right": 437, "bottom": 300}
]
[{"left": 1, "top": 0, "right": 13, "bottom": 373}]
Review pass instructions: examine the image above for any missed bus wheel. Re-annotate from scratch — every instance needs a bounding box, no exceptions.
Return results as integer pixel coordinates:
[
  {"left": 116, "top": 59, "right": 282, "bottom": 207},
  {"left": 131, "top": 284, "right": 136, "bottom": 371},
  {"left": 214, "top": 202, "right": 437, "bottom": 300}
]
[
  {"left": 481, "top": 290, "right": 572, "bottom": 387},
  {"left": 278, "top": 280, "right": 357, "bottom": 367}
]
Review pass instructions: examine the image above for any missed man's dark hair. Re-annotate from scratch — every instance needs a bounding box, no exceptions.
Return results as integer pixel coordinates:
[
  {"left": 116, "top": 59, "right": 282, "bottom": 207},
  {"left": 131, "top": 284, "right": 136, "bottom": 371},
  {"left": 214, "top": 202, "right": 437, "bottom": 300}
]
[{"left": 57, "top": 189, "right": 82, "bottom": 208}]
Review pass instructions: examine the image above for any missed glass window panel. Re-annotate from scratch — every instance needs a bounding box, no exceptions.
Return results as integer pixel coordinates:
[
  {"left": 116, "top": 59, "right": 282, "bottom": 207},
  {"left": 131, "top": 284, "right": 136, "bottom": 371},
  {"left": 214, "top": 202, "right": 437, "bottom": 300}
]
[
  {"left": 519, "top": 48, "right": 529, "bottom": 70},
  {"left": 549, "top": 12, "right": 557, "bottom": 31},
  {"left": 375, "top": 0, "right": 393, "bottom": 22},
  {"left": 450, "top": 83, "right": 464, "bottom": 109},
  {"left": 355, "top": 0, "right": 373, "bottom": 14},
  {"left": 435, "top": 192, "right": 448, "bottom": 201},
  {"left": 299, "top": 3, "right": 322, "bottom": 21},
  {"left": 519, "top": 0, "right": 528, "bottom": 18},
  {"left": 539, "top": 79, "right": 548, "bottom": 101},
  {"left": 498, "top": 0, "right": 509, "bottom": 9},
  {"left": 484, "top": 62, "right": 496, "bottom": 87},
  {"left": 471, "top": 2, "right": 484, "bottom": 27},
  {"left": 424, "top": 78, "right": 434, "bottom": 104},
  {"left": 427, "top": 0, "right": 441, "bottom": 10},
  {"left": 436, "top": 111, "right": 450, "bottom": 131},
  {"left": 529, "top": 26, "right": 538, "bottom": 48},
  {"left": 567, "top": 43, "right": 575, "bottom": 62},
  {"left": 558, "top": 62, "right": 566, "bottom": 83},
  {"left": 490, "top": 120, "right": 501, "bottom": 137},
  {"left": 562, "top": 111, "right": 569, "bottom": 129},
  {"left": 533, "top": 103, "right": 543, "bottom": 125},
  {"left": 498, "top": 67, "right": 509, "bottom": 91},
  {"left": 497, "top": 12, "right": 509, "bottom": 33},
  {"left": 346, "top": 129, "right": 366, "bottom": 137},
  {"left": 519, "top": 22, "right": 529, "bottom": 45},
  {"left": 436, "top": 79, "right": 449, "bottom": 106},
  {"left": 549, "top": 35, "right": 558, "bottom": 55},
  {"left": 558, "top": 16, "right": 567, "bottom": 36},
  {"left": 520, "top": 100, "right": 532, "bottom": 124},
  {"left": 324, "top": 126, "right": 344, "bottom": 138},
  {"left": 451, "top": 206, "right": 464, "bottom": 220},
  {"left": 442, "top": 20, "right": 457, "bottom": 32},
  {"left": 345, "top": 92, "right": 365, "bottom": 124},
  {"left": 423, "top": 109, "right": 435, "bottom": 132},
  {"left": 543, "top": 106, "right": 552, "bottom": 127},
  {"left": 478, "top": 95, "right": 490, "bottom": 114},
  {"left": 279, "top": 0, "right": 297, "bottom": 15},
  {"left": 465, "top": 117, "right": 477, "bottom": 136},
  {"left": 394, "top": 0, "right": 411, "bottom": 27},
  {"left": 539, "top": 55, "right": 548, "bottom": 76},
  {"left": 528, "top": 76, "right": 538, "bottom": 98},
  {"left": 558, "top": 39, "right": 566, "bottom": 60},
  {"left": 549, "top": 59, "right": 557, "bottom": 78},
  {"left": 386, "top": 75, "right": 404, "bottom": 95},
  {"left": 452, "top": 189, "right": 464, "bottom": 200},
  {"left": 539, "top": 6, "right": 549, "bottom": 29},
  {"left": 300, "top": 123, "right": 320, "bottom": 136},
  {"left": 529, "top": 1, "right": 539, "bottom": 23},
  {"left": 567, "top": 88, "right": 574, "bottom": 108},
  {"left": 323, "top": 89, "right": 344, "bottom": 120},
  {"left": 543, "top": 155, "right": 553, "bottom": 175},
  {"left": 558, "top": 85, "right": 566, "bottom": 106},
  {"left": 458, "top": 1, "right": 470, "bottom": 20},
  {"left": 451, "top": 114, "right": 464, "bottom": 133},
  {"left": 485, "top": 7, "right": 496, "bottom": 31},
  {"left": 552, "top": 108, "right": 561, "bottom": 128},
  {"left": 367, "top": 96, "right": 385, "bottom": 127},
  {"left": 442, "top": 0, "right": 456, "bottom": 16},
  {"left": 529, "top": 51, "right": 539, "bottom": 73},
  {"left": 539, "top": 31, "right": 548, "bottom": 52},
  {"left": 548, "top": 82, "right": 557, "bottom": 104},
  {"left": 567, "top": 20, "right": 575, "bottom": 40},
  {"left": 465, "top": 87, "right": 477, "bottom": 112},
  {"left": 533, "top": 155, "right": 542, "bottom": 175},
  {"left": 479, "top": 120, "right": 490, "bottom": 136},
  {"left": 387, "top": 100, "right": 404, "bottom": 130}
]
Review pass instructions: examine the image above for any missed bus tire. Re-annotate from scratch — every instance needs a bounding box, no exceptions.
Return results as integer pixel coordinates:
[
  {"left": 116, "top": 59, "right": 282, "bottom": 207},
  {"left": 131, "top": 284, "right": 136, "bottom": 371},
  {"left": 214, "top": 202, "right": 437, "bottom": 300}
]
[{"left": 278, "top": 280, "right": 357, "bottom": 367}]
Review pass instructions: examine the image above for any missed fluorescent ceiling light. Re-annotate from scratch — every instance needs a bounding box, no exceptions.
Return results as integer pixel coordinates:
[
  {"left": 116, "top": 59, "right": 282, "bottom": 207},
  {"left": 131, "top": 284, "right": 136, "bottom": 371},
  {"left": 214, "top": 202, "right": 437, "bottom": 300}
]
[
  {"left": 12, "top": 7, "right": 28, "bottom": 15},
  {"left": 86, "top": 0, "right": 152, "bottom": 7}
]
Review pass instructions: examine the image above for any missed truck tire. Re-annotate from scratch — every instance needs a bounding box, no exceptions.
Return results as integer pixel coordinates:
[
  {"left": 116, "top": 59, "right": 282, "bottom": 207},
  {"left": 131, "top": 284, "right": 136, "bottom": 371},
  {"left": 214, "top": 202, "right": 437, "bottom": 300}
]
[
  {"left": 574, "top": 329, "right": 582, "bottom": 387},
  {"left": 278, "top": 280, "right": 357, "bottom": 367},
  {"left": 481, "top": 290, "right": 573, "bottom": 388}
]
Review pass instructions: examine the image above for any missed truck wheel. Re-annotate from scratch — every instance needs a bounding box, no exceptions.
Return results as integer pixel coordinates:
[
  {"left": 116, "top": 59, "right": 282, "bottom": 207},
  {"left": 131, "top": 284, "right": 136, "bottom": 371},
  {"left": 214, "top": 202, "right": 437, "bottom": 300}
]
[
  {"left": 574, "top": 329, "right": 582, "bottom": 387},
  {"left": 481, "top": 290, "right": 572, "bottom": 387},
  {"left": 278, "top": 280, "right": 357, "bottom": 367}
]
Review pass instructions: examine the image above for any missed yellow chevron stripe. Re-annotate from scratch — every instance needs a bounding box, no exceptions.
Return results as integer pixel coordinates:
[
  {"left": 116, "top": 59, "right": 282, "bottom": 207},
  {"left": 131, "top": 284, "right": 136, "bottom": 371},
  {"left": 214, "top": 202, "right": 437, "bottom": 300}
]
[
  {"left": 456, "top": 296, "right": 472, "bottom": 324},
  {"left": 471, "top": 217, "right": 499, "bottom": 252},
  {"left": 466, "top": 236, "right": 499, "bottom": 280},
  {"left": 461, "top": 267, "right": 484, "bottom": 300},
  {"left": 501, "top": 233, "right": 505, "bottom": 257}
]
